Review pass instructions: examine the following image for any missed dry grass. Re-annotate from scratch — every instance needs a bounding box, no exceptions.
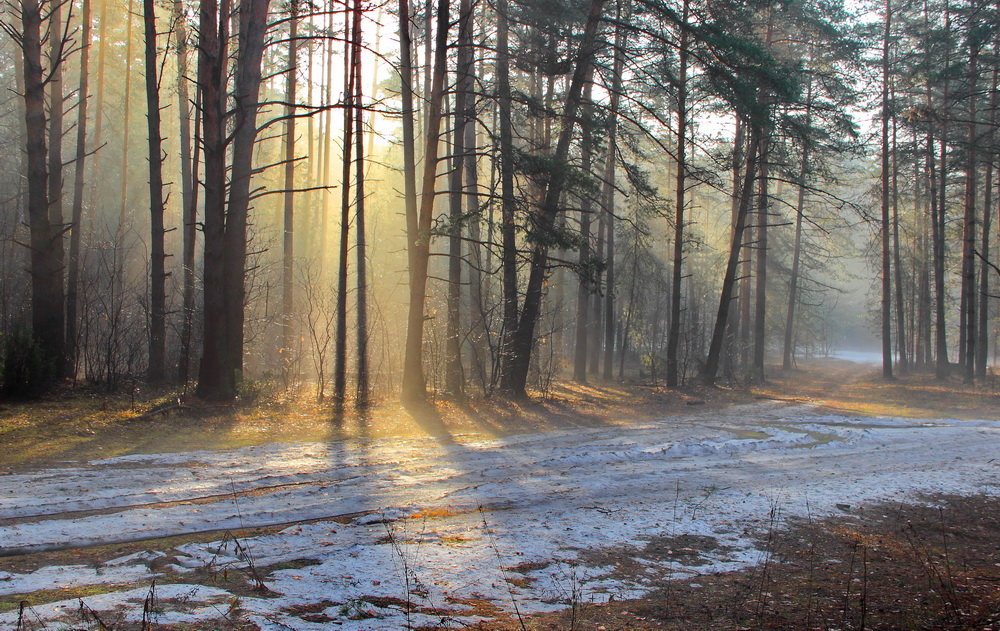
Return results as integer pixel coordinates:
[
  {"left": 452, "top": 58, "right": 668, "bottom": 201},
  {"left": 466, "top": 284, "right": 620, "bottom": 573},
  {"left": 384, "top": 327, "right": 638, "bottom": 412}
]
[
  {"left": 0, "top": 379, "right": 746, "bottom": 470},
  {"left": 761, "top": 359, "right": 1000, "bottom": 420},
  {"left": 2, "top": 359, "right": 996, "bottom": 471},
  {"left": 466, "top": 494, "right": 1000, "bottom": 630}
]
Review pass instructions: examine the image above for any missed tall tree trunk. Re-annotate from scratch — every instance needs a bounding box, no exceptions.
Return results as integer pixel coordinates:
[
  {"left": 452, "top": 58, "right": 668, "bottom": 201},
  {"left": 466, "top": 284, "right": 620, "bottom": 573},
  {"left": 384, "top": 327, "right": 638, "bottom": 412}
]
[
  {"left": 196, "top": 0, "right": 229, "bottom": 399},
  {"left": 916, "top": 158, "right": 932, "bottom": 367},
  {"left": 318, "top": 7, "right": 334, "bottom": 273},
  {"left": 976, "top": 63, "right": 996, "bottom": 378},
  {"left": 736, "top": 140, "right": 753, "bottom": 375},
  {"left": 221, "top": 0, "right": 271, "bottom": 392},
  {"left": 500, "top": 0, "right": 609, "bottom": 397},
  {"left": 933, "top": 3, "right": 951, "bottom": 378},
  {"left": 421, "top": 0, "right": 432, "bottom": 136},
  {"left": 723, "top": 118, "right": 746, "bottom": 379},
  {"left": 751, "top": 136, "right": 770, "bottom": 383},
  {"left": 445, "top": 0, "right": 474, "bottom": 397},
  {"left": 879, "top": 0, "right": 894, "bottom": 379},
  {"left": 304, "top": 11, "right": 315, "bottom": 257},
  {"left": 601, "top": 12, "right": 623, "bottom": 381},
  {"left": 750, "top": 12, "right": 775, "bottom": 384},
  {"left": 397, "top": 0, "right": 420, "bottom": 401},
  {"left": 573, "top": 72, "right": 596, "bottom": 384},
  {"left": 66, "top": 0, "right": 92, "bottom": 378},
  {"left": 496, "top": 0, "right": 518, "bottom": 393},
  {"left": 666, "top": 0, "right": 689, "bottom": 387},
  {"left": 589, "top": 173, "right": 605, "bottom": 375},
  {"left": 19, "top": 0, "right": 64, "bottom": 380},
  {"left": 782, "top": 74, "right": 813, "bottom": 371},
  {"left": 891, "top": 84, "right": 908, "bottom": 373},
  {"left": 464, "top": 28, "right": 488, "bottom": 392},
  {"left": 144, "top": 0, "right": 167, "bottom": 382},
  {"left": 174, "top": 0, "right": 198, "bottom": 384},
  {"left": 281, "top": 0, "right": 298, "bottom": 357},
  {"left": 352, "top": 0, "right": 369, "bottom": 406},
  {"left": 118, "top": 0, "right": 135, "bottom": 232},
  {"left": 959, "top": 41, "right": 978, "bottom": 382},
  {"left": 928, "top": 123, "right": 947, "bottom": 374},
  {"left": 47, "top": 0, "right": 67, "bottom": 376},
  {"left": 90, "top": 0, "right": 109, "bottom": 209},
  {"left": 333, "top": 0, "right": 357, "bottom": 407},
  {"left": 703, "top": 124, "right": 762, "bottom": 384},
  {"left": 401, "top": 0, "right": 448, "bottom": 405}
]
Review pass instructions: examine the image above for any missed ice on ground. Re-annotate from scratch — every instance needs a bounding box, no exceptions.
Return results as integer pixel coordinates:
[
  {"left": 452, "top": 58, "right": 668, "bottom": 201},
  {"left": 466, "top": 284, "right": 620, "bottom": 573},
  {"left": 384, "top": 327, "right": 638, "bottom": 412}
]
[{"left": 1, "top": 402, "right": 998, "bottom": 629}]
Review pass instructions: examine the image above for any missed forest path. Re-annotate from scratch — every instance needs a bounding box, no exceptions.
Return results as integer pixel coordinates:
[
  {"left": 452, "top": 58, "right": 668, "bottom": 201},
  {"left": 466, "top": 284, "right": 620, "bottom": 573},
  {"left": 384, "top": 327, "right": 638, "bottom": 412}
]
[{"left": 1, "top": 392, "right": 998, "bottom": 629}]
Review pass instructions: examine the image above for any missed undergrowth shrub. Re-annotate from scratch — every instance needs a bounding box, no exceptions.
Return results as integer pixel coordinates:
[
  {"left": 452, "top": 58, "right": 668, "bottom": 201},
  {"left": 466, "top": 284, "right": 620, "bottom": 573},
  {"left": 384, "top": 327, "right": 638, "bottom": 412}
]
[{"left": 1, "top": 325, "right": 56, "bottom": 398}]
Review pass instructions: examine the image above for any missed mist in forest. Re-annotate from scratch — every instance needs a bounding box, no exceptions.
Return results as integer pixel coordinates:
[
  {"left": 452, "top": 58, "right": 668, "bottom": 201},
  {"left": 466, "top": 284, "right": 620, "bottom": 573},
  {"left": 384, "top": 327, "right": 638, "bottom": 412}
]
[{"left": 0, "top": 0, "right": 996, "bottom": 403}]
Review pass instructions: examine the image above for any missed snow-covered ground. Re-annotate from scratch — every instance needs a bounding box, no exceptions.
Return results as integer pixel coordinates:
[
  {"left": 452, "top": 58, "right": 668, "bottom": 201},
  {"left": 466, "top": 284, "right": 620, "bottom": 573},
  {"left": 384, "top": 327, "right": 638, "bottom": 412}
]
[{"left": 2, "top": 401, "right": 998, "bottom": 629}]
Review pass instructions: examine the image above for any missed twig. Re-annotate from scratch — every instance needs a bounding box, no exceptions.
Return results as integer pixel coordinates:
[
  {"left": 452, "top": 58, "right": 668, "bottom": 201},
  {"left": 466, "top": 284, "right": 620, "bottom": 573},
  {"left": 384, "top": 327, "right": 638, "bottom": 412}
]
[
  {"left": 141, "top": 580, "right": 156, "bottom": 630},
  {"left": 479, "top": 506, "right": 528, "bottom": 631},
  {"left": 382, "top": 517, "right": 412, "bottom": 630}
]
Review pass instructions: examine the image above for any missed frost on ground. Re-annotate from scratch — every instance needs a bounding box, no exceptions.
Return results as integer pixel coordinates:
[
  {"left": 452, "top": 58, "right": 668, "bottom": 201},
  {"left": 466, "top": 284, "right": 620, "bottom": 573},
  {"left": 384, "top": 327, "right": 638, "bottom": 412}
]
[{"left": 1, "top": 401, "right": 998, "bottom": 629}]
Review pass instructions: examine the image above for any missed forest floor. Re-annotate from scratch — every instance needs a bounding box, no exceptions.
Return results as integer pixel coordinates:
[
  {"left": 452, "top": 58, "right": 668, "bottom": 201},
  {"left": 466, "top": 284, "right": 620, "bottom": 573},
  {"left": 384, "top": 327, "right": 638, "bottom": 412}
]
[{"left": 0, "top": 358, "right": 998, "bottom": 629}]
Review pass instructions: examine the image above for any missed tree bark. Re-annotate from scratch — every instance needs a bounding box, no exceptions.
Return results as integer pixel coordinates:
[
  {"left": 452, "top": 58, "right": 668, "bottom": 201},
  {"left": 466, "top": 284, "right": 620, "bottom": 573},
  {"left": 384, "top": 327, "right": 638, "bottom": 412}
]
[
  {"left": 782, "top": 74, "right": 812, "bottom": 371},
  {"left": 464, "top": 24, "right": 488, "bottom": 392},
  {"left": 66, "top": 0, "right": 92, "bottom": 378},
  {"left": 196, "top": 0, "right": 229, "bottom": 399},
  {"left": 445, "top": 0, "right": 474, "bottom": 397},
  {"left": 959, "top": 40, "right": 978, "bottom": 382},
  {"left": 333, "top": 0, "right": 357, "bottom": 408},
  {"left": 352, "top": 0, "right": 369, "bottom": 406},
  {"left": 750, "top": 11, "right": 775, "bottom": 384},
  {"left": 933, "top": 1, "right": 951, "bottom": 378},
  {"left": 19, "top": 0, "right": 64, "bottom": 380},
  {"left": 600, "top": 11, "right": 623, "bottom": 382},
  {"left": 723, "top": 118, "right": 746, "bottom": 379},
  {"left": 495, "top": 0, "right": 518, "bottom": 394},
  {"left": 144, "top": 0, "right": 167, "bottom": 382},
  {"left": 401, "top": 0, "right": 449, "bottom": 405},
  {"left": 751, "top": 136, "right": 770, "bottom": 383},
  {"left": 499, "top": 0, "right": 608, "bottom": 397},
  {"left": 976, "top": 63, "right": 996, "bottom": 378},
  {"left": 223, "top": 0, "right": 271, "bottom": 389},
  {"left": 117, "top": 0, "right": 135, "bottom": 232},
  {"left": 281, "top": 0, "right": 299, "bottom": 357},
  {"left": 397, "top": 0, "right": 420, "bottom": 402},
  {"left": 703, "top": 124, "right": 762, "bottom": 384},
  {"left": 879, "top": 0, "right": 894, "bottom": 379},
  {"left": 573, "top": 72, "right": 596, "bottom": 384},
  {"left": 174, "top": 0, "right": 198, "bottom": 384},
  {"left": 891, "top": 83, "right": 908, "bottom": 373},
  {"left": 47, "top": 0, "right": 67, "bottom": 376},
  {"left": 666, "top": 0, "right": 689, "bottom": 387}
]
